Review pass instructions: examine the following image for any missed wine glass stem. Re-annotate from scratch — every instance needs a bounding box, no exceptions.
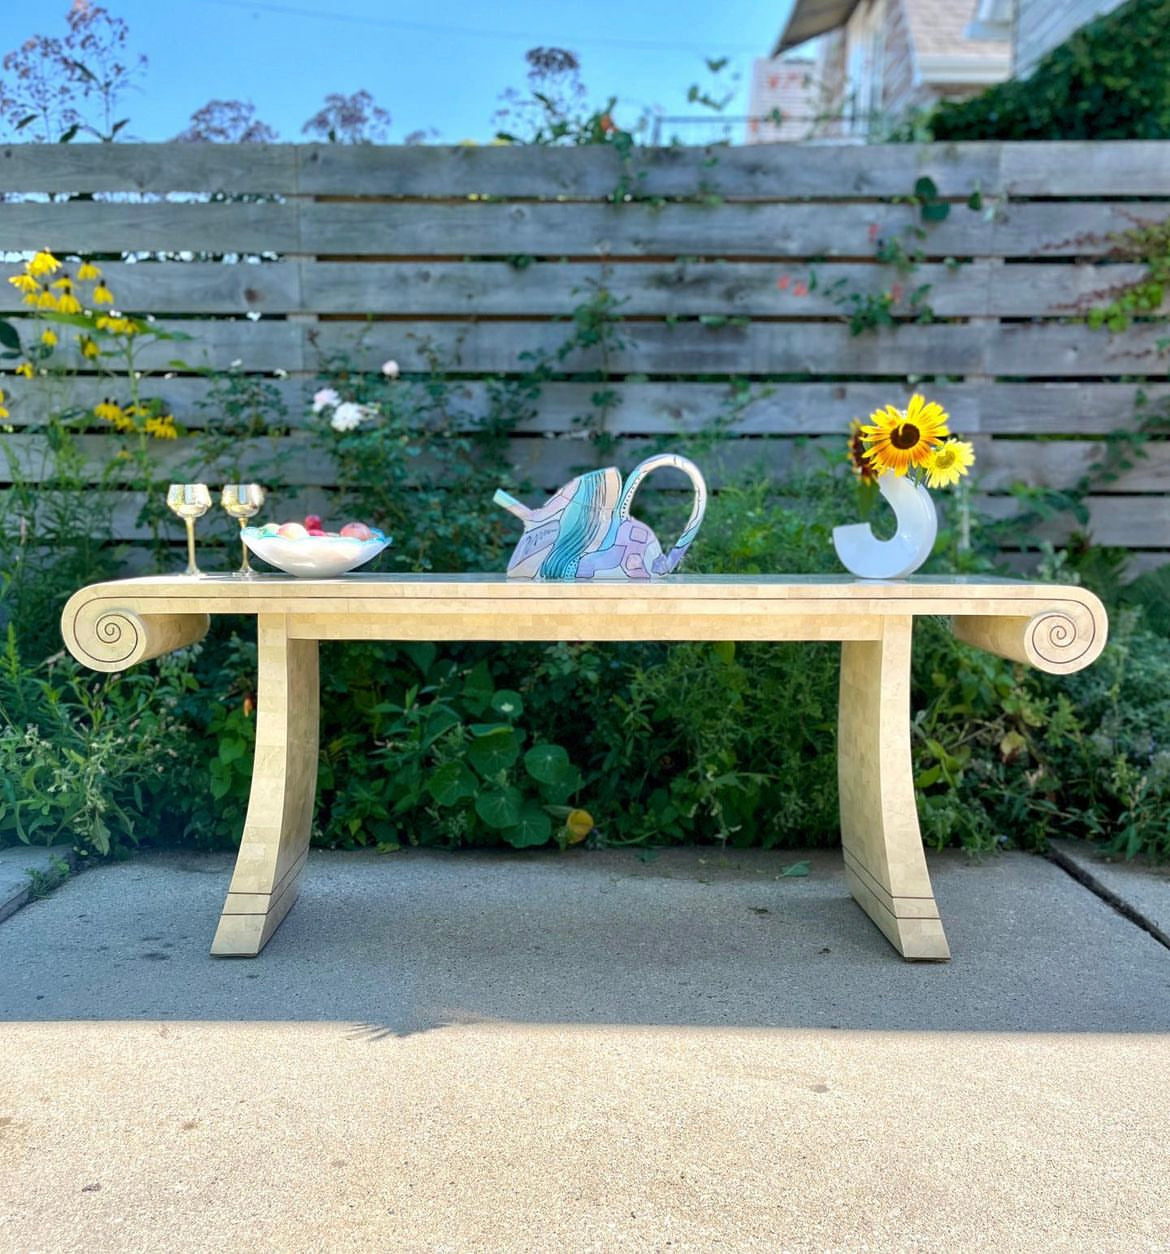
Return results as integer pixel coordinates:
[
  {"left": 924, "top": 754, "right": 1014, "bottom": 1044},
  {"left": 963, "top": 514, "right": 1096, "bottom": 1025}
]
[
  {"left": 185, "top": 517, "right": 200, "bottom": 576},
  {"left": 238, "top": 518, "right": 253, "bottom": 574}
]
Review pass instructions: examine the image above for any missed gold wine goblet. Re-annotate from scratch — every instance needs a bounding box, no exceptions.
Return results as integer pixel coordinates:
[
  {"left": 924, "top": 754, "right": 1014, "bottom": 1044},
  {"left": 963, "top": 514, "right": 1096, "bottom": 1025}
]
[
  {"left": 221, "top": 483, "right": 266, "bottom": 576},
  {"left": 166, "top": 483, "right": 212, "bottom": 576}
]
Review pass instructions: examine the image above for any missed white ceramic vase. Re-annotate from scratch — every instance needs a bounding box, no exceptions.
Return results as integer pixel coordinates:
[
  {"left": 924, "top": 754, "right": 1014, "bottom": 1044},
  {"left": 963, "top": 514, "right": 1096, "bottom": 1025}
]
[{"left": 832, "top": 474, "right": 938, "bottom": 580}]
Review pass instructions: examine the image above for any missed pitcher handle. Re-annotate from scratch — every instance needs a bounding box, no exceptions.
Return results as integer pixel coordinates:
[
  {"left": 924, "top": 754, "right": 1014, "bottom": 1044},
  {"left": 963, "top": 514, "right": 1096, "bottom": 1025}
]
[{"left": 618, "top": 453, "right": 708, "bottom": 576}]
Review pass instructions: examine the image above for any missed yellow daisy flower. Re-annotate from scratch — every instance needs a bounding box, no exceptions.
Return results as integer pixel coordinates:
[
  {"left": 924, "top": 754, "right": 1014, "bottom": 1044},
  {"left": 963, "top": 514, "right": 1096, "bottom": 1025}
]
[
  {"left": 27, "top": 250, "right": 61, "bottom": 278},
  {"left": 92, "top": 282, "right": 115, "bottom": 305},
  {"left": 144, "top": 414, "right": 178, "bottom": 440},
  {"left": 94, "top": 399, "right": 126, "bottom": 424},
  {"left": 96, "top": 314, "right": 138, "bottom": 335},
  {"left": 14, "top": 362, "right": 35, "bottom": 378},
  {"left": 80, "top": 335, "right": 101, "bottom": 359},
  {"left": 41, "top": 328, "right": 58, "bottom": 347},
  {"left": 36, "top": 290, "right": 59, "bottom": 311},
  {"left": 50, "top": 276, "right": 73, "bottom": 290},
  {"left": 57, "top": 292, "right": 82, "bottom": 314},
  {"left": 923, "top": 439, "right": 975, "bottom": 489},
  {"left": 77, "top": 261, "right": 102, "bottom": 280},
  {"left": 861, "top": 393, "right": 950, "bottom": 477},
  {"left": 8, "top": 273, "right": 39, "bottom": 293},
  {"left": 0, "top": 389, "right": 7, "bottom": 420}
]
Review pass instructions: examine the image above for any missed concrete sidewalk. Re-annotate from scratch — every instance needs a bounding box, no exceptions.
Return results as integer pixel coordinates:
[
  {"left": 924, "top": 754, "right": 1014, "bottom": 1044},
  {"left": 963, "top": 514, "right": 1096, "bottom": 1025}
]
[{"left": 1, "top": 847, "right": 1168, "bottom": 1251}]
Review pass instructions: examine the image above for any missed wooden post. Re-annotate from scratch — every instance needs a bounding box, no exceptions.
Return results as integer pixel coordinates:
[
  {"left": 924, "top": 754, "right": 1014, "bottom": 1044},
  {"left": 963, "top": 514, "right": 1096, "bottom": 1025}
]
[
  {"left": 210, "top": 614, "right": 320, "bottom": 957},
  {"left": 837, "top": 617, "right": 950, "bottom": 961}
]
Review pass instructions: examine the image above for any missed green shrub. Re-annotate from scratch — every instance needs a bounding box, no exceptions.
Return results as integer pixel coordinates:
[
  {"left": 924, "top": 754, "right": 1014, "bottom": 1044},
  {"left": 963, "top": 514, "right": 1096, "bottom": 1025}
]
[
  {"left": 921, "top": 0, "right": 1170, "bottom": 141},
  {"left": 0, "top": 630, "right": 199, "bottom": 855}
]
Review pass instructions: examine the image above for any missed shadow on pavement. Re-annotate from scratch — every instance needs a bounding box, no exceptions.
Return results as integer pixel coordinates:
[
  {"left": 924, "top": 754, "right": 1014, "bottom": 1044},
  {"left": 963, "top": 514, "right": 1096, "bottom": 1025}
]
[{"left": 1, "top": 847, "right": 1168, "bottom": 1035}]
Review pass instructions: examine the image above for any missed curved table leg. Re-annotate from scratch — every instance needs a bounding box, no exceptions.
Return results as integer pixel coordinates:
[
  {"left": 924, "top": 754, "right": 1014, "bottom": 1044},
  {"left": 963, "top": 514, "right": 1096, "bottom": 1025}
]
[
  {"left": 838, "top": 617, "right": 950, "bottom": 961},
  {"left": 211, "top": 615, "right": 319, "bottom": 957}
]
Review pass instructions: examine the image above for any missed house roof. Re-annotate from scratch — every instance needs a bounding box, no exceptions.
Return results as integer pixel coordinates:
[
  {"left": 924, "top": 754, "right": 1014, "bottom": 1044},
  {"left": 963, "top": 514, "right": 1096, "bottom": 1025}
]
[{"left": 774, "top": 0, "right": 861, "bottom": 53}]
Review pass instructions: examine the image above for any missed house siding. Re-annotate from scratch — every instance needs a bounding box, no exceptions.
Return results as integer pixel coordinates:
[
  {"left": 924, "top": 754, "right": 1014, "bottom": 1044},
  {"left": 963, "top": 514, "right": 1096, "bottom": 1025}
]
[
  {"left": 881, "top": 0, "right": 919, "bottom": 119},
  {"left": 1014, "top": 0, "right": 1127, "bottom": 77},
  {"left": 745, "top": 56, "right": 820, "bottom": 142}
]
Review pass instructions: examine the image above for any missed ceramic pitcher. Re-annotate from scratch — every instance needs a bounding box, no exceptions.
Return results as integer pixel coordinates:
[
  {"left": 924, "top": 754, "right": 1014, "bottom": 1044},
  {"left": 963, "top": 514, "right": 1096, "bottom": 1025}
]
[{"left": 493, "top": 453, "right": 708, "bottom": 580}]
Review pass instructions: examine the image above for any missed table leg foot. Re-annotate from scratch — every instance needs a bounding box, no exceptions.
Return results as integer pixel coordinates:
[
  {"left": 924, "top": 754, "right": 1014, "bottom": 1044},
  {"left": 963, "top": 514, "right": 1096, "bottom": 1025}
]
[
  {"left": 210, "top": 617, "right": 319, "bottom": 958},
  {"left": 838, "top": 619, "right": 951, "bottom": 962}
]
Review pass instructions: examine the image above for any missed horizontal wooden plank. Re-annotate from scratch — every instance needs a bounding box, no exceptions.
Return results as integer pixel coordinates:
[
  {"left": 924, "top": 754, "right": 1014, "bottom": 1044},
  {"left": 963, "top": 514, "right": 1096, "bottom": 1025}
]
[
  {"left": 1, "top": 258, "right": 1159, "bottom": 319},
  {"left": 0, "top": 144, "right": 301, "bottom": 195},
  {"left": 4, "top": 379, "right": 1167, "bottom": 437},
  {"left": 2, "top": 318, "right": 1168, "bottom": 377},
  {"left": 979, "top": 495, "right": 1170, "bottom": 549},
  {"left": 3, "top": 142, "right": 1169, "bottom": 198},
  {"left": 4, "top": 432, "right": 1167, "bottom": 495},
  {"left": 7, "top": 486, "right": 1169, "bottom": 555},
  {"left": 4, "top": 199, "right": 1168, "bottom": 258}
]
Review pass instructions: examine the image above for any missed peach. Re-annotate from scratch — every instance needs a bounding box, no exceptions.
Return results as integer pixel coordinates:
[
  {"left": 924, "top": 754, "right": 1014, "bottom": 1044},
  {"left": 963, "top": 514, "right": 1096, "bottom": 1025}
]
[
  {"left": 277, "top": 522, "right": 308, "bottom": 539},
  {"left": 340, "top": 522, "right": 373, "bottom": 540}
]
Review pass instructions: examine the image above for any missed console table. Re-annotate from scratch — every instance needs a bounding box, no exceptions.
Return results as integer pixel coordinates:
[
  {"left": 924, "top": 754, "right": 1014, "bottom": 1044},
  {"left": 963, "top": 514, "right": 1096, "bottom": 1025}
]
[{"left": 61, "top": 574, "right": 1107, "bottom": 961}]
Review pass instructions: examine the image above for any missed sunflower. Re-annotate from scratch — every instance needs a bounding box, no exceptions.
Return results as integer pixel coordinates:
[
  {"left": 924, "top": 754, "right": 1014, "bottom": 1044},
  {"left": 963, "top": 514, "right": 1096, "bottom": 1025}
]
[
  {"left": 847, "top": 419, "right": 879, "bottom": 484},
  {"left": 861, "top": 393, "right": 949, "bottom": 477},
  {"left": 923, "top": 439, "right": 975, "bottom": 489}
]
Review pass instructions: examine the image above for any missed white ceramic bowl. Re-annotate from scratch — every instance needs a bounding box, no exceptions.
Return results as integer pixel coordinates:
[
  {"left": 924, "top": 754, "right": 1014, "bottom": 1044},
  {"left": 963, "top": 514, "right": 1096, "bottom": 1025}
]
[{"left": 241, "top": 528, "right": 391, "bottom": 578}]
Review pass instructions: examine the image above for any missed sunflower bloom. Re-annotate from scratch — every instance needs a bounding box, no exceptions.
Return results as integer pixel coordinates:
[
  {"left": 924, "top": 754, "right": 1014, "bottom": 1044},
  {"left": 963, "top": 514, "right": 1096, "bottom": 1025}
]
[
  {"left": 847, "top": 418, "right": 879, "bottom": 485},
  {"left": 923, "top": 439, "right": 975, "bottom": 489},
  {"left": 15, "top": 362, "right": 34, "bottom": 378},
  {"left": 861, "top": 393, "right": 949, "bottom": 477},
  {"left": 77, "top": 261, "right": 102, "bottom": 280},
  {"left": 92, "top": 282, "right": 115, "bottom": 305},
  {"left": 27, "top": 250, "right": 61, "bottom": 277},
  {"left": 8, "top": 273, "right": 39, "bottom": 293}
]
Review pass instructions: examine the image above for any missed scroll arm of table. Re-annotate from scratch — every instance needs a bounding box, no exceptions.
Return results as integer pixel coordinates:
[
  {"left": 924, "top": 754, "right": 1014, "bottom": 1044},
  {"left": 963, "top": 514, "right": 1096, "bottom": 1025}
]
[
  {"left": 61, "top": 594, "right": 209, "bottom": 674},
  {"left": 950, "top": 593, "right": 1108, "bottom": 676}
]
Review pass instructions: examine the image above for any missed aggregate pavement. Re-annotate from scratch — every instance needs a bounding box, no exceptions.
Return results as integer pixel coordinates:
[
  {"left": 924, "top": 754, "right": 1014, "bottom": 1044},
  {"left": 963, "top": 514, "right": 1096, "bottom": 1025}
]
[{"left": 1, "top": 846, "right": 1168, "bottom": 1252}]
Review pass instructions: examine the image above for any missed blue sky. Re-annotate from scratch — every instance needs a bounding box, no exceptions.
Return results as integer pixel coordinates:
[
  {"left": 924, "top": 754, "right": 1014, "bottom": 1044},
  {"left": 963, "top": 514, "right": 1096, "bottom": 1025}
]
[{"left": 11, "top": 0, "right": 799, "bottom": 143}]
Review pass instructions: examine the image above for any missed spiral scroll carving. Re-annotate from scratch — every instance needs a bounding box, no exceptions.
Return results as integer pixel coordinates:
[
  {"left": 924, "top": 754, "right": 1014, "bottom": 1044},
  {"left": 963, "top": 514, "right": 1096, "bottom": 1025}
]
[
  {"left": 1027, "top": 607, "right": 1098, "bottom": 671},
  {"left": 67, "top": 603, "right": 147, "bottom": 671}
]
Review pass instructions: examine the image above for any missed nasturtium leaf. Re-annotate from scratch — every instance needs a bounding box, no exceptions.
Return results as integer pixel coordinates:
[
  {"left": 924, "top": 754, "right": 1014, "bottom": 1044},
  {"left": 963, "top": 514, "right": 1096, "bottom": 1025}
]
[
  {"left": 475, "top": 786, "right": 523, "bottom": 829},
  {"left": 913, "top": 176, "right": 938, "bottom": 201},
  {"left": 490, "top": 689, "right": 524, "bottom": 720},
  {"left": 524, "top": 743, "right": 572, "bottom": 785},
  {"left": 503, "top": 805, "right": 552, "bottom": 848},
  {"left": 468, "top": 728, "right": 519, "bottom": 776},
  {"left": 0, "top": 320, "right": 20, "bottom": 352},
  {"left": 425, "top": 761, "right": 477, "bottom": 806}
]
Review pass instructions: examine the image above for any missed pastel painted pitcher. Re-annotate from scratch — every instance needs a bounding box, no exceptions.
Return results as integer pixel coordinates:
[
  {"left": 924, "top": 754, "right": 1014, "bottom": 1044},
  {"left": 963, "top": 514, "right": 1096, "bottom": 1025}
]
[{"left": 494, "top": 453, "right": 708, "bottom": 580}]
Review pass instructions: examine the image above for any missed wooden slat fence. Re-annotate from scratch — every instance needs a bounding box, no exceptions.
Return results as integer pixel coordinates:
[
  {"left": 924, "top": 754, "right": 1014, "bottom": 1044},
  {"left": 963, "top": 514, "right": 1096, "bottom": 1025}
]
[{"left": 2, "top": 140, "right": 1169, "bottom": 570}]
